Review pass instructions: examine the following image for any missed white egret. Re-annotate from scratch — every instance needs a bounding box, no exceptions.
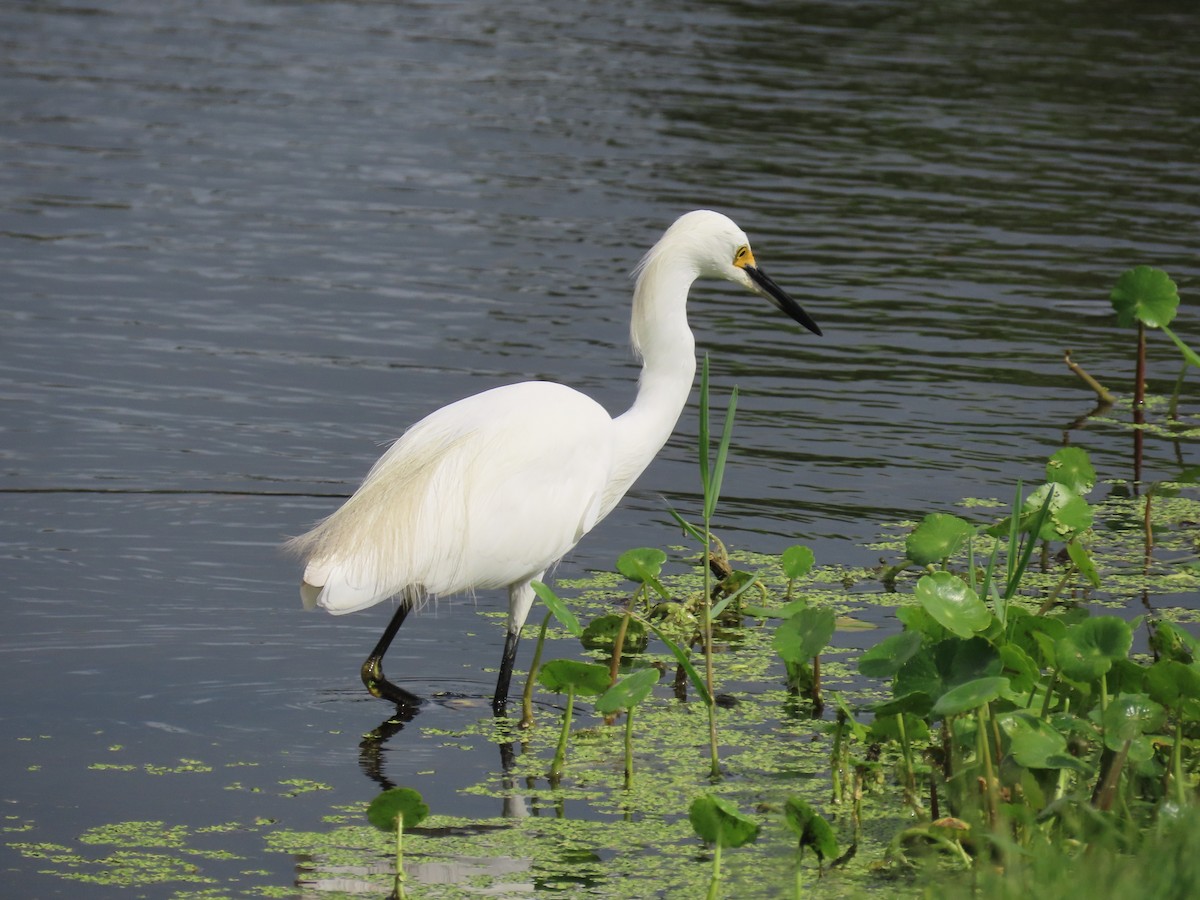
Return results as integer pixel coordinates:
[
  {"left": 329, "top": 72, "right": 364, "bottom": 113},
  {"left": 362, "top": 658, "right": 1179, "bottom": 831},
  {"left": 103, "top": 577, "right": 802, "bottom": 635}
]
[{"left": 288, "top": 210, "right": 821, "bottom": 713}]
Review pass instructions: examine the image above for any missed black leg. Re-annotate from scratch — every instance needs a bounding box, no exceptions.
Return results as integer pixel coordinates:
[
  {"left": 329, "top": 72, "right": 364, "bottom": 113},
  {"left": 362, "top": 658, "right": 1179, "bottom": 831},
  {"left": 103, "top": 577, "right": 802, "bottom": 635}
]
[
  {"left": 361, "top": 598, "right": 422, "bottom": 708},
  {"left": 492, "top": 628, "right": 521, "bottom": 716}
]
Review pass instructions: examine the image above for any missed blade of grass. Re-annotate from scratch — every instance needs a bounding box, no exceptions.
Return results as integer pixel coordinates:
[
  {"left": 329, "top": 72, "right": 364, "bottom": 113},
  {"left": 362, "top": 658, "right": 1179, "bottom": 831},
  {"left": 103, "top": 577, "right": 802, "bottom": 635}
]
[
  {"left": 1005, "top": 484, "right": 1056, "bottom": 600},
  {"left": 710, "top": 573, "right": 759, "bottom": 620},
  {"left": 642, "top": 618, "right": 713, "bottom": 708},
  {"left": 666, "top": 505, "right": 707, "bottom": 546},
  {"left": 1005, "top": 480, "right": 1022, "bottom": 592},
  {"left": 705, "top": 386, "right": 739, "bottom": 521}
]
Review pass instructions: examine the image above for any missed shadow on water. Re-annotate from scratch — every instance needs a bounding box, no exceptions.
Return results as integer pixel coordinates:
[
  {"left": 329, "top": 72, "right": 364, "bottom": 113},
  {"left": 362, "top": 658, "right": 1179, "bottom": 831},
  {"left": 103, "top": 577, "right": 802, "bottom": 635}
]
[{"left": 358, "top": 699, "right": 534, "bottom": 822}]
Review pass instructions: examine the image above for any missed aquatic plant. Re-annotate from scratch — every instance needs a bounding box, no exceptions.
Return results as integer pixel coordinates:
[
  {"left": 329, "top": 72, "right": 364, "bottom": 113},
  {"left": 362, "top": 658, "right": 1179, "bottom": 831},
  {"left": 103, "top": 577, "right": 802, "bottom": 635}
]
[
  {"left": 604, "top": 547, "right": 668, "bottom": 684},
  {"left": 697, "top": 355, "right": 738, "bottom": 777},
  {"left": 594, "top": 666, "right": 662, "bottom": 788},
  {"left": 857, "top": 447, "right": 1200, "bottom": 874},
  {"left": 1110, "top": 266, "right": 1196, "bottom": 414},
  {"left": 688, "top": 794, "right": 759, "bottom": 900},
  {"left": 772, "top": 605, "right": 836, "bottom": 711},
  {"left": 780, "top": 545, "right": 815, "bottom": 600},
  {"left": 365, "top": 787, "right": 429, "bottom": 900},
  {"left": 538, "top": 658, "right": 611, "bottom": 780},
  {"left": 658, "top": 355, "right": 741, "bottom": 777},
  {"left": 781, "top": 796, "right": 838, "bottom": 897},
  {"left": 521, "top": 581, "right": 584, "bottom": 729}
]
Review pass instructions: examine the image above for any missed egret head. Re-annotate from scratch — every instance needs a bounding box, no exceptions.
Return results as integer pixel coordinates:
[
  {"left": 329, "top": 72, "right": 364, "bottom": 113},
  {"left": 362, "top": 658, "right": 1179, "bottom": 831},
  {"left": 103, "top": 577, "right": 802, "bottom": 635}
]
[{"left": 657, "top": 210, "right": 822, "bottom": 337}]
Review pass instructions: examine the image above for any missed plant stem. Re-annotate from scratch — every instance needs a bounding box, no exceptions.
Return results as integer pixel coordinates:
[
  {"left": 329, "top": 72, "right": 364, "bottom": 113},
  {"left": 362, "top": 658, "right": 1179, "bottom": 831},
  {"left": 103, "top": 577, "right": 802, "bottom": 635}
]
[
  {"left": 830, "top": 709, "right": 845, "bottom": 804},
  {"left": 1036, "top": 563, "right": 1077, "bottom": 615},
  {"left": 394, "top": 812, "right": 406, "bottom": 900},
  {"left": 1095, "top": 739, "right": 1130, "bottom": 811},
  {"left": 1040, "top": 670, "right": 1059, "bottom": 719},
  {"left": 897, "top": 713, "right": 917, "bottom": 811},
  {"left": 1064, "top": 349, "right": 1116, "bottom": 404},
  {"left": 976, "top": 705, "right": 998, "bottom": 828},
  {"left": 699, "top": 356, "right": 729, "bottom": 779},
  {"left": 707, "top": 840, "right": 723, "bottom": 900},
  {"left": 1169, "top": 361, "right": 1187, "bottom": 420},
  {"left": 1171, "top": 718, "right": 1185, "bottom": 806},
  {"left": 520, "top": 612, "right": 552, "bottom": 729},
  {"left": 1135, "top": 321, "right": 1148, "bottom": 411},
  {"left": 623, "top": 707, "right": 634, "bottom": 789},
  {"left": 703, "top": 525, "right": 720, "bottom": 778},
  {"left": 609, "top": 604, "right": 633, "bottom": 687},
  {"left": 550, "top": 686, "right": 574, "bottom": 779},
  {"left": 1134, "top": 321, "right": 1147, "bottom": 487}
]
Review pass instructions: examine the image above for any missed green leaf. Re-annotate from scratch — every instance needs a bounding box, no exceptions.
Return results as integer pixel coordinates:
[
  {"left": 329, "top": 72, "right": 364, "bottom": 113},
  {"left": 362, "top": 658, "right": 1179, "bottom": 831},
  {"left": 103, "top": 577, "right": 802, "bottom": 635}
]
[
  {"left": 782, "top": 797, "right": 839, "bottom": 861},
  {"left": 1144, "top": 659, "right": 1200, "bottom": 708},
  {"left": 943, "top": 636, "right": 1003, "bottom": 686},
  {"left": 531, "top": 581, "right": 583, "bottom": 638},
  {"left": 891, "top": 636, "right": 999, "bottom": 709},
  {"left": 914, "top": 572, "right": 992, "bottom": 639},
  {"left": 688, "top": 794, "right": 759, "bottom": 849},
  {"left": 997, "top": 712, "right": 1071, "bottom": 769},
  {"left": 1008, "top": 611, "right": 1067, "bottom": 666},
  {"left": 868, "top": 712, "right": 929, "bottom": 744},
  {"left": 705, "top": 385, "right": 739, "bottom": 522},
  {"left": 644, "top": 621, "right": 712, "bottom": 707},
  {"left": 710, "top": 570, "right": 761, "bottom": 619},
  {"left": 616, "top": 548, "right": 670, "bottom": 601},
  {"left": 1046, "top": 447, "right": 1096, "bottom": 496},
  {"left": 1056, "top": 617, "right": 1132, "bottom": 683},
  {"left": 998, "top": 642, "right": 1041, "bottom": 694},
  {"left": 893, "top": 649, "right": 943, "bottom": 703},
  {"left": 896, "top": 604, "right": 949, "bottom": 640},
  {"left": 1110, "top": 265, "right": 1179, "bottom": 329},
  {"left": 931, "top": 675, "right": 1010, "bottom": 717},
  {"left": 1102, "top": 693, "right": 1166, "bottom": 750},
  {"left": 666, "top": 505, "right": 707, "bottom": 545},
  {"left": 772, "top": 607, "right": 837, "bottom": 665},
  {"left": 581, "top": 614, "right": 648, "bottom": 655},
  {"left": 858, "top": 630, "right": 924, "bottom": 679},
  {"left": 595, "top": 667, "right": 661, "bottom": 715},
  {"left": 1150, "top": 621, "right": 1198, "bottom": 665},
  {"left": 617, "top": 547, "right": 667, "bottom": 583},
  {"left": 905, "top": 513, "right": 974, "bottom": 566},
  {"left": 537, "top": 659, "right": 612, "bottom": 696},
  {"left": 1021, "top": 483, "right": 1093, "bottom": 542},
  {"left": 781, "top": 545, "right": 816, "bottom": 580},
  {"left": 872, "top": 690, "right": 933, "bottom": 718},
  {"left": 1067, "top": 540, "right": 1102, "bottom": 589},
  {"left": 366, "top": 787, "right": 429, "bottom": 833},
  {"left": 699, "top": 355, "right": 739, "bottom": 522}
]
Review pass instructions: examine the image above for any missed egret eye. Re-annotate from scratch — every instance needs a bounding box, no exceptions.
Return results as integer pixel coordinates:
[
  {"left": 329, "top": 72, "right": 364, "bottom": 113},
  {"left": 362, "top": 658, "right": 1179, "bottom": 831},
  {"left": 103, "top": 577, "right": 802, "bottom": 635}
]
[{"left": 734, "top": 245, "right": 751, "bottom": 265}]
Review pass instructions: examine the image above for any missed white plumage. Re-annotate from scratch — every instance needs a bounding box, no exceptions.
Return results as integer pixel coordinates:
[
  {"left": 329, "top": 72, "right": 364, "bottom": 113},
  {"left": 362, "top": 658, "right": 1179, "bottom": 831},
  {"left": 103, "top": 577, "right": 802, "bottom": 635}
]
[
  {"left": 296, "top": 382, "right": 613, "bottom": 612},
  {"left": 289, "top": 209, "right": 821, "bottom": 712}
]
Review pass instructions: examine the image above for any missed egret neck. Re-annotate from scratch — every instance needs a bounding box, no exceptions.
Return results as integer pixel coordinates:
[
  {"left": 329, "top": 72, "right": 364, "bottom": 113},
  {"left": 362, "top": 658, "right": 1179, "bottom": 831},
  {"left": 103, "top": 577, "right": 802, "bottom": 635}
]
[{"left": 604, "top": 250, "right": 699, "bottom": 517}]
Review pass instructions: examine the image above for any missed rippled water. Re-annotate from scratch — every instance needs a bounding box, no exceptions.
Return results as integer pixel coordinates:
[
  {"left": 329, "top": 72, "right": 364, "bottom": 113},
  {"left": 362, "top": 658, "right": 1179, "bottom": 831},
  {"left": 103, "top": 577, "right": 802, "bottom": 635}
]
[{"left": 3, "top": 0, "right": 1198, "bottom": 895}]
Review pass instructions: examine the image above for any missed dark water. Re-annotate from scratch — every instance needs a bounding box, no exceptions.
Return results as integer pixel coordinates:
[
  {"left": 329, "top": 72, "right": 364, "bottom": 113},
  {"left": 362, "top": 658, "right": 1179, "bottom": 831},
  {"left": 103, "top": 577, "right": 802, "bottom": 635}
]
[{"left": 3, "top": 0, "right": 1198, "bottom": 895}]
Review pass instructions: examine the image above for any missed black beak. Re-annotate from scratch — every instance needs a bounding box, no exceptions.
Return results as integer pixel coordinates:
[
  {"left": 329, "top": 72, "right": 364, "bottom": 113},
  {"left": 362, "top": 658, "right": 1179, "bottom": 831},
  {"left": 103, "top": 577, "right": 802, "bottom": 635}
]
[{"left": 745, "top": 266, "right": 822, "bottom": 336}]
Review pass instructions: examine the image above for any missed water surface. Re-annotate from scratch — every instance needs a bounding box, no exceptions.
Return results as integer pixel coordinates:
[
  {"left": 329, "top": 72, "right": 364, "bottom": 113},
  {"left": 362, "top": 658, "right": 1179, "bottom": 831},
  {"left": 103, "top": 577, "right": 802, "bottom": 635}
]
[{"left": 2, "top": 0, "right": 1198, "bottom": 895}]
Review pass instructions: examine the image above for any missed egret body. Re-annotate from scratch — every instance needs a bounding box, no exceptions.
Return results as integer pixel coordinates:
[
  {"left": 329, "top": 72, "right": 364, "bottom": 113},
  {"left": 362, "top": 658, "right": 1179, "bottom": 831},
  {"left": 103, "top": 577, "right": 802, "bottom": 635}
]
[{"left": 289, "top": 210, "right": 821, "bottom": 712}]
